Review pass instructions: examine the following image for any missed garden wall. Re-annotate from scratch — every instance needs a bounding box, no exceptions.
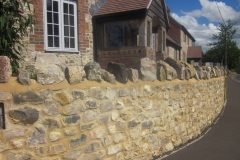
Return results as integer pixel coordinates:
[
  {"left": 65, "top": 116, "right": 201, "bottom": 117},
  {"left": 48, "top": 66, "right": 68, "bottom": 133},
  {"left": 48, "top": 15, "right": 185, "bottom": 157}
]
[{"left": 0, "top": 76, "right": 225, "bottom": 160}]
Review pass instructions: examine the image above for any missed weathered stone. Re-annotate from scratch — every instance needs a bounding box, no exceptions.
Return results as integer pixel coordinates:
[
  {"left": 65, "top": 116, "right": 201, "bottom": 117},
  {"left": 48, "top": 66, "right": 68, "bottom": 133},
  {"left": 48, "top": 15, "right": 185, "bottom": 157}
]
[
  {"left": 72, "top": 90, "right": 85, "bottom": 99},
  {"left": 17, "top": 69, "right": 31, "bottom": 85},
  {"left": 85, "top": 99, "right": 98, "bottom": 109},
  {"left": 7, "top": 152, "right": 32, "bottom": 160},
  {"left": 70, "top": 134, "right": 87, "bottom": 148},
  {"left": 81, "top": 123, "right": 95, "bottom": 130},
  {"left": 0, "top": 91, "right": 12, "bottom": 101},
  {"left": 35, "top": 62, "right": 65, "bottom": 85},
  {"left": 98, "top": 115, "right": 109, "bottom": 124},
  {"left": 157, "top": 60, "right": 177, "bottom": 81},
  {"left": 101, "top": 70, "right": 116, "bottom": 84},
  {"left": 3, "top": 129, "right": 27, "bottom": 140},
  {"left": 128, "top": 120, "right": 140, "bottom": 128},
  {"left": 54, "top": 89, "right": 74, "bottom": 105},
  {"left": 142, "top": 120, "right": 154, "bottom": 130},
  {"left": 65, "top": 66, "right": 85, "bottom": 84},
  {"left": 62, "top": 115, "right": 80, "bottom": 125},
  {"left": 10, "top": 139, "right": 24, "bottom": 149},
  {"left": 129, "top": 127, "right": 140, "bottom": 140},
  {"left": 181, "top": 61, "right": 196, "bottom": 78},
  {"left": 194, "top": 66, "right": 204, "bottom": 79},
  {"left": 0, "top": 56, "right": 12, "bottom": 83},
  {"left": 107, "top": 144, "right": 121, "bottom": 155},
  {"left": 83, "top": 110, "right": 98, "bottom": 122},
  {"left": 165, "top": 57, "right": 185, "bottom": 80},
  {"left": 13, "top": 91, "right": 45, "bottom": 104},
  {"left": 108, "top": 125, "right": 117, "bottom": 134},
  {"left": 100, "top": 101, "right": 113, "bottom": 112},
  {"left": 78, "top": 151, "right": 105, "bottom": 160},
  {"left": 63, "top": 150, "right": 82, "bottom": 160},
  {"left": 85, "top": 142, "right": 101, "bottom": 152},
  {"left": 115, "top": 101, "right": 124, "bottom": 110},
  {"left": 119, "top": 88, "right": 129, "bottom": 97},
  {"left": 113, "top": 133, "right": 127, "bottom": 143},
  {"left": 90, "top": 127, "right": 107, "bottom": 139},
  {"left": 49, "top": 143, "right": 66, "bottom": 155},
  {"left": 137, "top": 58, "right": 157, "bottom": 81},
  {"left": 116, "top": 121, "right": 127, "bottom": 131},
  {"left": 62, "top": 100, "right": 85, "bottom": 115},
  {"left": 111, "top": 111, "right": 119, "bottom": 121},
  {"left": 120, "top": 111, "right": 131, "bottom": 120},
  {"left": 64, "top": 127, "right": 78, "bottom": 136},
  {"left": 102, "top": 136, "right": 112, "bottom": 147},
  {"left": 84, "top": 61, "right": 102, "bottom": 82},
  {"left": 9, "top": 107, "right": 39, "bottom": 125},
  {"left": 106, "top": 87, "right": 118, "bottom": 100},
  {"left": 49, "top": 131, "right": 61, "bottom": 142},
  {"left": 35, "top": 52, "right": 63, "bottom": 66},
  {"left": 185, "top": 69, "right": 191, "bottom": 80},
  {"left": 127, "top": 68, "right": 139, "bottom": 83},
  {"left": 43, "top": 100, "right": 59, "bottom": 116},
  {"left": 27, "top": 127, "right": 46, "bottom": 146},
  {"left": 164, "top": 142, "right": 174, "bottom": 151},
  {"left": 89, "top": 87, "right": 105, "bottom": 99},
  {"left": 107, "top": 62, "right": 128, "bottom": 84},
  {"left": 43, "top": 119, "right": 61, "bottom": 129}
]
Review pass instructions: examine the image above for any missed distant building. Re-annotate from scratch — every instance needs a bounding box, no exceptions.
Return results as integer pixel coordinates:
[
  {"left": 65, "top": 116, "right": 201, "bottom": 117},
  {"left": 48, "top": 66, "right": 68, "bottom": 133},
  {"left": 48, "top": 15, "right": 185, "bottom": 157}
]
[{"left": 187, "top": 46, "right": 203, "bottom": 66}]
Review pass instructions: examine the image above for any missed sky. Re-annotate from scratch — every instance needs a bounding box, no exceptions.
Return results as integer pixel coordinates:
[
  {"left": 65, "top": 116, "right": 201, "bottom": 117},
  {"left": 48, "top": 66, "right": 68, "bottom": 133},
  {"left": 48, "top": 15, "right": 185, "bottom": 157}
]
[{"left": 166, "top": 0, "right": 240, "bottom": 53}]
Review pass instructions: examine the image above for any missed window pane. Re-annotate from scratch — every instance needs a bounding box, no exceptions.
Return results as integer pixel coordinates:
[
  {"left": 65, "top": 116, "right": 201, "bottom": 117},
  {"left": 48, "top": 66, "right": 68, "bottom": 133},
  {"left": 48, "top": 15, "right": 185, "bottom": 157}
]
[
  {"left": 54, "top": 25, "right": 59, "bottom": 35},
  {"left": 65, "top": 38, "right": 69, "bottom": 48},
  {"left": 53, "top": 1, "right": 58, "bottom": 12},
  {"left": 70, "top": 16, "right": 74, "bottom": 26},
  {"left": 53, "top": 13, "right": 59, "bottom": 24},
  {"left": 70, "top": 38, "right": 75, "bottom": 48},
  {"left": 70, "top": 27, "right": 74, "bottom": 37},
  {"left": 54, "top": 37, "right": 59, "bottom": 47},
  {"left": 47, "top": 12, "right": 52, "bottom": 23},
  {"left": 46, "top": 0, "right": 52, "bottom": 11},
  {"left": 69, "top": 4, "right": 74, "bottom": 14},
  {"left": 48, "top": 36, "right": 53, "bottom": 47},
  {"left": 64, "top": 3, "right": 68, "bottom": 14},
  {"left": 47, "top": 24, "right": 53, "bottom": 35},
  {"left": 64, "top": 26, "right": 69, "bottom": 36},
  {"left": 64, "top": 15, "right": 69, "bottom": 25}
]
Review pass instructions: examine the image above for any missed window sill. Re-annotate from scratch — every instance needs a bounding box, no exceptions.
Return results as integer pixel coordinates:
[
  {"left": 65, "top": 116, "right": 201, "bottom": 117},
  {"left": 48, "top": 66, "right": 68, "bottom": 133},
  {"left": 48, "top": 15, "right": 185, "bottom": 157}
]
[{"left": 45, "top": 49, "right": 80, "bottom": 54}]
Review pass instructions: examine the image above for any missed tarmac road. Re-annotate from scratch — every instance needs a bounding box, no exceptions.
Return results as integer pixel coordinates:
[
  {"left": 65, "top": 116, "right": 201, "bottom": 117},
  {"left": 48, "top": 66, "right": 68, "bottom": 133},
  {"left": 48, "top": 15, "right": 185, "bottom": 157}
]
[{"left": 155, "top": 75, "right": 240, "bottom": 160}]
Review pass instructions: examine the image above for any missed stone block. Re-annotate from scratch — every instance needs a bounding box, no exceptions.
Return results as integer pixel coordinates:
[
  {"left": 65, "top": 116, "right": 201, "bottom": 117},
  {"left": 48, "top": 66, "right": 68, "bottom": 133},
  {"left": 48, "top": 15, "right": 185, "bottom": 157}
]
[
  {"left": 62, "top": 115, "right": 80, "bottom": 125},
  {"left": 65, "top": 66, "right": 85, "bottom": 84},
  {"left": 70, "top": 134, "right": 87, "bottom": 148},
  {"left": 13, "top": 91, "right": 45, "bottom": 104},
  {"left": 90, "top": 127, "right": 108, "bottom": 139},
  {"left": 0, "top": 56, "right": 12, "bottom": 83},
  {"left": 107, "top": 144, "right": 121, "bottom": 155},
  {"left": 63, "top": 149, "right": 82, "bottom": 160},
  {"left": 17, "top": 69, "right": 31, "bottom": 85},
  {"left": 7, "top": 152, "right": 32, "bottom": 160},
  {"left": 62, "top": 100, "right": 85, "bottom": 115},
  {"left": 49, "top": 143, "right": 66, "bottom": 155},
  {"left": 137, "top": 58, "right": 157, "bottom": 81},
  {"left": 54, "top": 89, "right": 74, "bottom": 105},
  {"left": 107, "top": 62, "right": 128, "bottom": 84},
  {"left": 27, "top": 127, "right": 46, "bottom": 146},
  {"left": 101, "top": 69, "right": 116, "bottom": 84},
  {"left": 85, "top": 142, "right": 101, "bottom": 153},
  {"left": 157, "top": 60, "right": 177, "bottom": 81},
  {"left": 43, "top": 100, "right": 60, "bottom": 116},
  {"left": 164, "top": 57, "right": 185, "bottom": 80},
  {"left": 100, "top": 101, "right": 113, "bottom": 112},
  {"left": 127, "top": 68, "right": 139, "bottom": 83},
  {"left": 43, "top": 119, "right": 61, "bottom": 130},
  {"left": 84, "top": 61, "right": 102, "bottom": 82},
  {"left": 3, "top": 129, "right": 28, "bottom": 140}
]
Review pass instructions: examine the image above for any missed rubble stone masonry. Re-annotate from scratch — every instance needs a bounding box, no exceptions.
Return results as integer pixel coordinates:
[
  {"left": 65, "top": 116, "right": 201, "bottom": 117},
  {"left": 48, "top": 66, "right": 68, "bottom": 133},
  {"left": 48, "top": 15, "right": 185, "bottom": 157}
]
[{"left": 0, "top": 77, "right": 225, "bottom": 159}]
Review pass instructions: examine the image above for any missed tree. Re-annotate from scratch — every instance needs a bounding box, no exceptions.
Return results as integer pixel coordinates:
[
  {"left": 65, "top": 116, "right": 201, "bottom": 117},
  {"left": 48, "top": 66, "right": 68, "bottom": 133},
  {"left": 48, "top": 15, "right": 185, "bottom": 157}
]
[
  {"left": 204, "top": 20, "right": 240, "bottom": 70},
  {"left": 0, "top": 0, "right": 33, "bottom": 75}
]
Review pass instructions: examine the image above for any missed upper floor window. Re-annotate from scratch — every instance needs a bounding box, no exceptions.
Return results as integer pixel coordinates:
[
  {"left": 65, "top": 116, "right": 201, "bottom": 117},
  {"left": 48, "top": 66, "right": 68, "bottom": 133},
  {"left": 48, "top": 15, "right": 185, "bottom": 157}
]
[
  {"left": 44, "top": 0, "right": 78, "bottom": 52},
  {"left": 104, "top": 20, "right": 139, "bottom": 48}
]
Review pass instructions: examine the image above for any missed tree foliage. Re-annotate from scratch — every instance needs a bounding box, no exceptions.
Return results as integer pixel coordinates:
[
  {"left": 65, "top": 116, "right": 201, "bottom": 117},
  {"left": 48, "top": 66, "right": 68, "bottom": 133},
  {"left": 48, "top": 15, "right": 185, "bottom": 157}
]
[
  {"left": 0, "top": 0, "right": 33, "bottom": 75},
  {"left": 203, "top": 20, "right": 240, "bottom": 70}
]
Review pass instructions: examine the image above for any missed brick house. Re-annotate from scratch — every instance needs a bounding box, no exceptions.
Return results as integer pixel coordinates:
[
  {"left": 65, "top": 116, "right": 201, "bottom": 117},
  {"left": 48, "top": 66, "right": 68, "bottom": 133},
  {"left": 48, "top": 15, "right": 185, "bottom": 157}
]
[
  {"left": 187, "top": 46, "right": 203, "bottom": 66},
  {"left": 166, "top": 8, "right": 197, "bottom": 62},
  {"left": 92, "top": 0, "right": 170, "bottom": 69}
]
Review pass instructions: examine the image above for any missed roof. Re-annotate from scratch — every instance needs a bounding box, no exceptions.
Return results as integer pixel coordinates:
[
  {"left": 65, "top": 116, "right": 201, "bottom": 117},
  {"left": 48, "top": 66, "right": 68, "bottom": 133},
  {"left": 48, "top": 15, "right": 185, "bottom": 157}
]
[
  {"left": 166, "top": 33, "right": 181, "bottom": 48},
  {"left": 94, "top": 0, "right": 152, "bottom": 16},
  {"left": 187, "top": 46, "right": 203, "bottom": 58}
]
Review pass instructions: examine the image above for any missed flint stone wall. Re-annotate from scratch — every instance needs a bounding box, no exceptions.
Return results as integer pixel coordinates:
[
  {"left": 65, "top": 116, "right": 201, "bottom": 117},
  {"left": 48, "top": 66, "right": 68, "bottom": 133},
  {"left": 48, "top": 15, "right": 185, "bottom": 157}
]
[{"left": 0, "top": 77, "right": 225, "bottom": 160}]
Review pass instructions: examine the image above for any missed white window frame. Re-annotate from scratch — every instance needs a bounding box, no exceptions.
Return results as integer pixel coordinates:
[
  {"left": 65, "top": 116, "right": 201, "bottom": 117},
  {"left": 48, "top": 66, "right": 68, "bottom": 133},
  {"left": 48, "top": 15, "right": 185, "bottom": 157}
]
[{"left": 44, "top": 0, "right": 78, "bottom": 52}]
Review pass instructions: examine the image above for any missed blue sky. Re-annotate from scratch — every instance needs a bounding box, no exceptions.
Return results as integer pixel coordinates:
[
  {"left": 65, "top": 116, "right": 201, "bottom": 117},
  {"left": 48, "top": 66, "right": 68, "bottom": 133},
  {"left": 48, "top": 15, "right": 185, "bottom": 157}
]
[{"left": 165, "top": 0, "right": 240, "bottom": 52}]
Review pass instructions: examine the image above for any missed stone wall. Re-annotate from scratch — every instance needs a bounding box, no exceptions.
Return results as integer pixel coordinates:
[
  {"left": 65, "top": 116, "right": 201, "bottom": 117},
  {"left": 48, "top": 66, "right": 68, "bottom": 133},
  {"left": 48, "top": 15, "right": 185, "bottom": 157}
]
[{"left": 0, "top": 77, "right": 225, "bottom": 160}]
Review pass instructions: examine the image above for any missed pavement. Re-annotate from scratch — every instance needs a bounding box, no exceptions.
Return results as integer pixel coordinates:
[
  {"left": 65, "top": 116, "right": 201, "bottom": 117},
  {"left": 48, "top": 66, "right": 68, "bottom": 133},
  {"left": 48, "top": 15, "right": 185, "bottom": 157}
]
[{"left": 155, "top": 75, "right": 240, "bottom": 160}]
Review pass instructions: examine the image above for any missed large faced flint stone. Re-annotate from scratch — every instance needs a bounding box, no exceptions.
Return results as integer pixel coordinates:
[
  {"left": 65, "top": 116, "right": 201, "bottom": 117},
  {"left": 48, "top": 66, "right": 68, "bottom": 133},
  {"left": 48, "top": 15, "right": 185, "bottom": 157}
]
[
  {"left": 9, "top": 107, "right": 39, "bottom": 125},
  {"left": 84, "top": 62, "right": 102, "bottom": 82},
  {"left": 107, "top": 62, "right": 128, "bottom": 84},
  {"left": 13, "top": 91, "right": 45, "bottom": 104},
  {"left": 165, "top": 57, "right": 185, "bottom": 80},
  {"left": 137, "top": 58, "right": 157, "bottom": 81}
]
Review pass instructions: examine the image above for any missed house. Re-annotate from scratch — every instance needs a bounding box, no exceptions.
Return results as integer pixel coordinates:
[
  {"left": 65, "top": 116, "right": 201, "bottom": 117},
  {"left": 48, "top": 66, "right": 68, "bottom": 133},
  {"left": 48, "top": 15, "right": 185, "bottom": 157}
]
[
  {"left": 92, "top": 0, "right": 170, "bottom": 69},
  {"left": 166, "top": 8, "right": 196, "bottom": 62},
  {"left": 187, "top": 46, "right": 203, "bottom": 66}
]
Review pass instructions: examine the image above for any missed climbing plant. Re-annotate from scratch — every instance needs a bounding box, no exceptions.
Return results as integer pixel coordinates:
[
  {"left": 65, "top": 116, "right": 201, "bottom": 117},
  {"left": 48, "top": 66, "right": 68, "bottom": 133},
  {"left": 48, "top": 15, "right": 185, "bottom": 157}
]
[{"left": 0, "top": 0, "right": 33, "bottom": 75}]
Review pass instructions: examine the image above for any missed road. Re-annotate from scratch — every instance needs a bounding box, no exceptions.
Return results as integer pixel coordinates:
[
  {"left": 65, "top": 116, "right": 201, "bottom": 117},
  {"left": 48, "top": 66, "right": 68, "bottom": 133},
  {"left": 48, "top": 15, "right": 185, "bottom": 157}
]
[{"left": 155, "top": 75, "right": 240, "bottom": 160}]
